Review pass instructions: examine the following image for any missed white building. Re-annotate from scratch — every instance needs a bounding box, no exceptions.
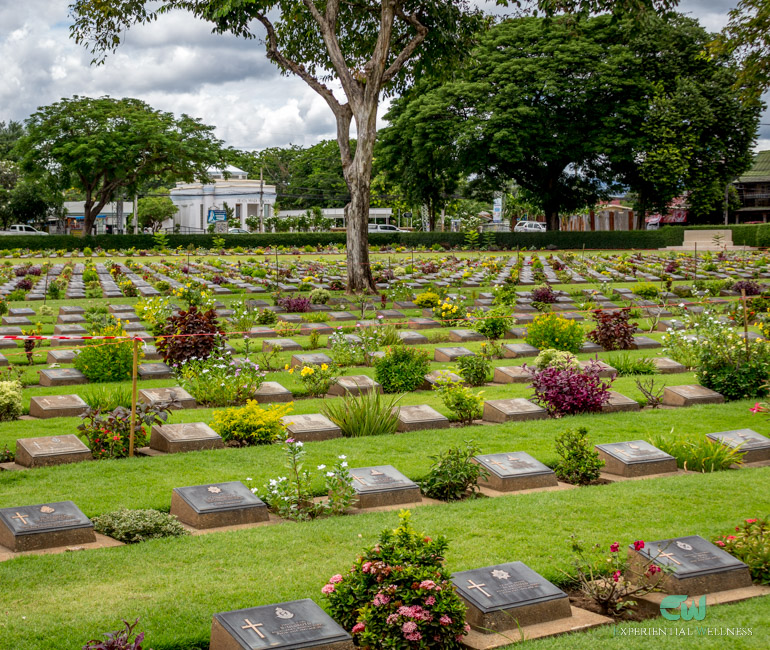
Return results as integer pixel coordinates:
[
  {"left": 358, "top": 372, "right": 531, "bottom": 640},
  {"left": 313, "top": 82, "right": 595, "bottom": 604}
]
[{"left": 170, "top": 165, "right": 277, "bottom": 233}]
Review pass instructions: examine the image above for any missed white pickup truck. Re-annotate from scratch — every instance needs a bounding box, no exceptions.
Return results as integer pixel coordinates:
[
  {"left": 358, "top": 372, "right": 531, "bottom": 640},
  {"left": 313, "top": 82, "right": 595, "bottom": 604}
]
[{"left": 0, "top": 224, "right": 48, "bottom": 235}]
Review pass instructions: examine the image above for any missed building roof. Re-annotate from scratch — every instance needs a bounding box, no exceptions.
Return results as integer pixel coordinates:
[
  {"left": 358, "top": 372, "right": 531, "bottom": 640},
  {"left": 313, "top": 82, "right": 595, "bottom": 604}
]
[{"left": 738, "top": 150, "right": 770, "bottom": 183}]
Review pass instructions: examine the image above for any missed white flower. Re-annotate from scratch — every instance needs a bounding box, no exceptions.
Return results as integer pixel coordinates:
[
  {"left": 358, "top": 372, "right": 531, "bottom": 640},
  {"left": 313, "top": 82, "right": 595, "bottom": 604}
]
[
  {"left": 326, "top": 471, "right": 335, "bottom": 478},
  {"left": 317, "top": 464, "right": 326, "bottom": 470},
  {"left": 338, "top": 454, "right": 347, "bottom": 460},
  {"left": 250, "top": 488, "right": 259, "bottom": 494},
  {"left": 341, "top": 462, "right": 348, "bottom": 468},
  {"left": 246, "top": 477, "right": 252, "bottom": 482}
]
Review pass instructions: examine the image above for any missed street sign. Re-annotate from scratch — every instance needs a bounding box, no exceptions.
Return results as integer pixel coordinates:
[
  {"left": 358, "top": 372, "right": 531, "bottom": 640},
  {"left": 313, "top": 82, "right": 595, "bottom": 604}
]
[{"left": 207, "top": 209, "right": 227, "bottom": 224}]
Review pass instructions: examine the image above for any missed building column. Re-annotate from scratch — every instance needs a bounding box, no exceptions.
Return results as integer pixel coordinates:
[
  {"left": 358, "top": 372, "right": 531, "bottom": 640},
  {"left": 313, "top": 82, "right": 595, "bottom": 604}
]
[{"left": 241, "top": 203, "right": 247, "bottom": 228}]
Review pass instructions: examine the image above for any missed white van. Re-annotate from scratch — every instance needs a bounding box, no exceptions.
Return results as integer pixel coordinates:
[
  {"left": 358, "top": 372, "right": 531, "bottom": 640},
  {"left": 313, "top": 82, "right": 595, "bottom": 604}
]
[{"left": 513, "top": 221, "right": 546, "bottom": 233}]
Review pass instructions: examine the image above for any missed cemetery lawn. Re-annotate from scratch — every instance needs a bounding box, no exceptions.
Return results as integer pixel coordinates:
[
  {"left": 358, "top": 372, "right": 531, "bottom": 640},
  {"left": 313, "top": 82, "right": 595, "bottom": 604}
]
[{"left": 1, "top": 467, "right": 768, "bottom": 649}]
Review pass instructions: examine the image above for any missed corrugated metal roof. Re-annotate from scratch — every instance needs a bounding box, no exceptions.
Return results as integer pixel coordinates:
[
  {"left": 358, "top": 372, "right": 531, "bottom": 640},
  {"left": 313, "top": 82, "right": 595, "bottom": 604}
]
[{"left": 738, "top": 150, "right": 770, "bottom": 183}]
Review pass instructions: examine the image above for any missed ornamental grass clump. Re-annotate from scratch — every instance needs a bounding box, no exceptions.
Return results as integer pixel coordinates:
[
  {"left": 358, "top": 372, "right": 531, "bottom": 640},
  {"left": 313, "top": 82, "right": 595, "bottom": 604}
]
[
  {"left": 323, "top": 511, "right": 470, "bottom": 647},
  {"left": 321, "top": 391, "right": 401, "bottom": 438},
  {"left": 648, "top": 432, "right": 745, "bottom": 472},
  {"left": 527, "top": 359, "right": 614, "bottom": 417}
]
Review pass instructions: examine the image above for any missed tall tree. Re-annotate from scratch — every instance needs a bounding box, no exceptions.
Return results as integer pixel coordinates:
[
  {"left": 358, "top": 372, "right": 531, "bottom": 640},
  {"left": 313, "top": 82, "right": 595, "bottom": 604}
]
[
  {"left": 138, "top": 195, "right": 178, "bottom": 232},
  {"left": 15, "top": 96, "right": 224, "bottom": 235},
  {"left": 0, "top": 121, "right": 25, "bottom": 161}
]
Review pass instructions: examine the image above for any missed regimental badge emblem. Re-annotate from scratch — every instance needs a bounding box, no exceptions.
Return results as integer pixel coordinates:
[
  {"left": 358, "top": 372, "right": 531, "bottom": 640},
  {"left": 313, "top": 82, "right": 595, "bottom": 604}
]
[
  {"left": 275, "top": 607, "right": 294, "bottom": 619},
  {"left": 491, "top": 569, "right": 510, "bottom": 580},
  {"left": 40, "top": 506, "right": 55, "bottom": 514},
  {"left": 676, "top": 541, "right": 693, "bottom": 551},
  {"left": 207, "top": 486, "right": 222, "bottom": 494}
]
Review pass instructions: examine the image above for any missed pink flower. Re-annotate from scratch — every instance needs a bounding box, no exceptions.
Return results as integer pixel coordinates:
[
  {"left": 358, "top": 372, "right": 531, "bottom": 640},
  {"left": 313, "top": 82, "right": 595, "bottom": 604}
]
[
  {"left": 440, "top": 615, "right": 453, "bottom": 626},
  {"left": 351, "top": 623, "right": 365, "bottom": 634},
  {"left": 715, "top": 539, "right": 726, "bottom": 546},
  {"left": 286, "top": 438, "right": 295, "bottom": 444},
  {"left": 425, "top": 596, "right": 436, "bottom": 606},
  {"left": 361, "top": 561, "right": 372, "bottom": 573},
  {"left": 612, "top": 570, "right": 622, "bottom": 583},
  {"left": 464, "top": 624, "right": 471, "bottom": 633},
  {"left": 419, "top": 580, "right": 437, "bottom": 590},
  {"left": 321, "top": 584, "right": 335, "bottom": 594},
  {"left": 373, "top": 593, "right": 390, "bottom": 606},
  {"left": 633, "top": 540, "right": 645, "bottom": 551},
  {"left": 402, "top": 621, "right": 417, "bottom": 634},
  {"left": 386, "top": 614, "right": 399, "bottom": 625},
  {"left": 746, "top": 518, "right": 758, "bottom": 524},
  {"left": 609, "top": 542, "right": 619, "bottom": 553},
  {"left": 750, "top": 402, "right": 763, "bottom": 413},
  {"left": 329, "top": 574, "right": 343, "bottom": 584},
  {"left": 727, "top": 535, "right": 737, "bottom": 540}
]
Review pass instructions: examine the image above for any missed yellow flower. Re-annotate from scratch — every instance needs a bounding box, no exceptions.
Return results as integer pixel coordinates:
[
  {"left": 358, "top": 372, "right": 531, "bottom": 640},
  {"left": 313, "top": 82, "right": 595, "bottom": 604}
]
[
  {"left": 284, "top": 364, "right": 290, "bottom": 370},
  {"left": 321, "top": 363, "right": 329, "bottom": 371},
  {"left": 288, "top": 368, "right": 294, "bottom": 374},
  {"left": 301, "top": 366, "right": 315, "bottom": 377}
]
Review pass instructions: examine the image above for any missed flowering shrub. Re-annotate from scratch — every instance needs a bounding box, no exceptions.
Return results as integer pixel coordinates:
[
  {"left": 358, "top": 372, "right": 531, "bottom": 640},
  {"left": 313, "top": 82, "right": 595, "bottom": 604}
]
[
  {"left": 714, "top": 517, "right": 770, "bottom": 584},
  {"left": 375, "top": 346, "right": 431, "bottom": 393},
  {"left": 732, "top": 280, "right": 761, "bottom": 296},
  {"left": 176, "top": 351, "right": 266, "bottom": 407},
  {"left": 134, "top": 296, "right": 173, "bottom": 336},
  {"left": 171, "top": 283, "right": 213, "bottom": 308},
  {"left": 289, "top": 362, "right": 338, "bottom": 397},
  {"left": 92, "top": 509, "right": 188, "bottom": 544},
  {"left": 561, "top": 536, "right": 669, "bottom": 615},
  {"left": 432, "top": 373, "right": 483, "bottom": 424},
  {"left": 632, "top": 282, "right": 660, "bottom": 300},
  {"left": 323, "top": 511, "right": 469, "bottom": 647},
  {"left": 587, "top": 308, "right": 635, "bottom": 351},
  {"left": 0, "top": 380, "right": 22, "bottom": 422},
  {"left": 530, "top": 284, "right": 556, "bottom": 304},
  {"left": 82, "top": 618, "right": 150, "bottom": 650},
  {"left": 470, "top": 306, "right": 512, "bottom": 340},
  {"left": 77, "top": 402, "right": 175, "bottom": 460},
  {"left": 433, "top": 296, "right": 465, "bottom": 326},
  {"left": 74, "top": 325, "right": 140, "bottom": 383},
  {"left": 210, "top": 401, "right": 293, "bottom": 446},
  {"left": 526, "top": 312, "right": 585, "bottom": 354},
  {"left": 259, "top": 438, "right": 354, "bottom": 521},
  {"left": 528, "top": 361, "right": 614, "bottom": 417},
  {"left": 278, "top": 296, "right": 312, "bottom": 312},
  {"left": 156, "top": 306, "right": 224, "bottom": 365},
  {"left": 553, "top": 427, "right": 605, "bottom": 485},
  {"left": 414, "top": 291, "right": 441, "bottom": 308}
]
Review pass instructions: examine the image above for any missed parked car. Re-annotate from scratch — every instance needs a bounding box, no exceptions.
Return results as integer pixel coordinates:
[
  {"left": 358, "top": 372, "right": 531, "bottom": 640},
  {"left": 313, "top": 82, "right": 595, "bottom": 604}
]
[
  {"left": 228, "top": 227, "right": 250, "bottom": 234},
  {"left": 513, "top": 221, "right": 546, "bottom": 233},
  {"left": 0, "top": 224, "right": 48, "bottom": 235},
  {"left": 368, "top": 223, "right": 406, "bottom": 232}
]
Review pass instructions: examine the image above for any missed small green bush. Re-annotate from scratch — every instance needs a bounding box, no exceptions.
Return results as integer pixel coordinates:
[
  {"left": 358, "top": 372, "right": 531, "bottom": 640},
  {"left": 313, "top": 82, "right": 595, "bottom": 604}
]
[
  {"left": 210, "top": 400, "right": 293, "bottom": 445},
  {"left": 0, "top": 381, "right": 22, "bottom": 421},
  {"left": 74, "top": 324, "right": 140, "bottom": 382},
  {"left": 92, "top": 508, "right": 189, "bottom": 543},
  {"left": 432, "top": 374, "right": 483, "bottom": 424},
  {"left": 606, "top": 353, "right": 657, "bottom": 376},
  {"left": 471, "top": 306, "right": 512, "bottom": 340},
  {"left": 420, "top": 441, "right": 489, "bottom": 501},
  {"left": 414, "top": 291, "right": 441, "bottom": 308},
  {"left": 553, "top": 427, "right": 605, "bottom": 485},
  {"left": 375, "top": 346, "right": 430, "bottom": 393},
  {"left": 255, "top": 308, "right": 278, "bottom": 325},
  {"left": 533, "top": 348, "right": 579, "bottom": 370},
  {"left": 455, "top": 354, "right": 490, "bottom": 386},
  {"left": 632, "top": 282, "right": 660, "bottom": 300},
  {"left": 526, "top": 313, "right": 585, "bottom": 354},
  {"left": 309, "top": 288, "right": 331, "bottom": 304}
]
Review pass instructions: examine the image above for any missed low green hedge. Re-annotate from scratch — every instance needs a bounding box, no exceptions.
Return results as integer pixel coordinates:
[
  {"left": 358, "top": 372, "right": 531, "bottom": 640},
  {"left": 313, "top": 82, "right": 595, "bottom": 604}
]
[{"left": 3, "top": 224, "right": 770, "bottom": 252}]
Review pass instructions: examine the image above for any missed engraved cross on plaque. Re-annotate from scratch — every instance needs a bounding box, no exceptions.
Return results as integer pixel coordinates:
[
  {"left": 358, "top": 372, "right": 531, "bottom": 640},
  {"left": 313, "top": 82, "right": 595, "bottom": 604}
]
[
  {"left": 241, "top": 619, "right": 266, "bottom": 639},
  {"left": 370, "top": 469, "right": 384, "bottom": 476},
  {"left": 352, "top": 474, "right": 367, "bottom": 485},
  {"left": 487, "top": 459, "right": 507, "bottom": 470},
  {"left": 467, "top": 579, "right": 492, "bottom": 598},
  {"left": 657, "top": 551, "right": 681, "bottom": 565},
  {"left": 11, "top": 512, "right": 30, "bottom": 525}
]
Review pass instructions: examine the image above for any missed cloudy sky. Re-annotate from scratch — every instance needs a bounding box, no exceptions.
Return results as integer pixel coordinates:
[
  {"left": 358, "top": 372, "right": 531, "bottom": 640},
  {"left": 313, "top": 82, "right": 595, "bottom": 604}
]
[{"left": 0, "top": 1, "right": 767, "bottom": 151}]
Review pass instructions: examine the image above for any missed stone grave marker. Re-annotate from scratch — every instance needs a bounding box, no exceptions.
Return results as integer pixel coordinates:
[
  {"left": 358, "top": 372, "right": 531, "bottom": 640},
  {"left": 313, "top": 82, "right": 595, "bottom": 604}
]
[
  {"left": 262, "top": 338, "right": 302, "bottom": 352},
  {"left": 210, "top": 599, "right": 352, "bottom": 650},
  {"left": 483, "top": 399, "right": 547, "bottom": 423},
  {"left": 662, "top": 385, "right": 724, "bottom": 407},
  {"left": 328, "top": 311, "right": 356, "bottom": 322},
  {"left": 595, "top": 440, "right": 676, "bottom": 477},
  {"left": 280, "top": 414, "right": 341, "bottom": 442},
  {"left": 631, "top": 336, "right": 662, "bottom": 350},
  {"left": 9, "top": 308, "right": 36, "bottom": 316},
  {"left": 393, "top": 404, "right": 449, "bottom": 432},
  {"left": 474, "top": 453, "right": 557, "bottom": 492},
  {"left": 29, "top": 394, "right": 88, "bottom": 419},
  {"left": 578, "top": 360, "right": 617, "bottom": 378},
  {"left": 434, "top": 347, "right": 474, "bottom": 362},
  {"left": 326, "top": 334, "right": 361, "bottom": 348},
  {"left": 629, "top": 535, "right": 752, "bottom": 595},
  {"left": 350, "top": 465, "right": 420, "bottom": 508},
  {"left": 290, "top": 352, "right": 333, "bottom": 368},
  {"left": 1, "top": 316, "right": 31, "bottom": 327},
  {"left": 0, "top": 501, "right": 95, "bottom": 552},
  {"left": 502, "top": 343, "right": 539, "bottom": 359},
  {"left": 397, "top": 330, "right": 428, "bottom": 345},
  {"left": 247, "top": 326, "right": 277, "bottom": 339},
  {"left": 376, "top": 309, "right": 405, "bottom": 320},
  {"left": 300, "top": 323, "right": 334, "bottom": 336},
  {"left": 15, "top": 434, "right": 91, "bottom": 467},
  {"left": 601, "top": 392, "right": 641, "bottom": 413},
  {"left": 171, "top": 481, "right": 268, "bottom": 529},
  {"left": 327, "top": 375, "right": 382, "bottom": 397},
  {"left": 653, "top": 358, "right": 687, "bottom": 374},
  {"left": 56, "top": 314, "right": 87, "bottom": 325},
  {"left": 39, "top": 368, "right": 88, "bottom": 387},
  {"left": 149, "top": 422, "right": 224, "bottom": 454},
  {"left": 706, "top": 429, "right": 770, "bottom": 463},
  {"left": 138, "top": 387, "right": 196, "bottom": 410},
  {"left": 408, "top": 317, "right": 439, "bottom": 330},
  {"left": 452, "top": 562, "right": 571, "bottom": 632},
  {"left": 254, "top": 381, "right": 293, "bottom": 404},
  {"left": 492, "top": 366, "right": 532, "bottom": 384},
  {"left": 578, "top": 341, "right": 604, "bottom": 354},
  {"left": 448, "top": 329, "right": 486, "bottom": 343},
  {"left": 277, "top": 314, "right": 303, "bottom": 323},
  {"left": 422, "top": 370, "right": 464, "bottom": 390},
  {"left": 46, "top": 349, "right": 77, "bottom": 364},
  {"left": 138, "top": 362, "right": 173, "bottom": 380}
]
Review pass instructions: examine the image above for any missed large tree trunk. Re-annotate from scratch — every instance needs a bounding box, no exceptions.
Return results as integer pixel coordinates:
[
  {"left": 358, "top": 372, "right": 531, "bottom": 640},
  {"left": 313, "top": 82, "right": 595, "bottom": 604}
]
[
  {"left": 546, "top": 210, "right": 559, "bottom": 232},
  {"left": 343, "top": 106, "right": 378, "bottom": 294}
]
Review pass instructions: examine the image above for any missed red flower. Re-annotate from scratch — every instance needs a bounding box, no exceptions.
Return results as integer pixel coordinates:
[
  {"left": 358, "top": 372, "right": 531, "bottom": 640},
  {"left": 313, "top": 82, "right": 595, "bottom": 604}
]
[
  {"left": 609, "top": 542, "right": 620, "bottom": 553},
  {"left": 612, "top": 570, "right": 621, "bottom": 583},
  {"left": 746, "top": 518, "right": 758, "bottom": 524},
  {"left": 633, "top": 540, "right": 645, "bottom": 551}
]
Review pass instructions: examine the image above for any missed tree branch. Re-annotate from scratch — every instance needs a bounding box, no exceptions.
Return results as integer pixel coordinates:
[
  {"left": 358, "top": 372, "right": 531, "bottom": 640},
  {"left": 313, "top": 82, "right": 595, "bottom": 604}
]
[{"left": 382, "top": 8, "right": 428, "bottom": 84}]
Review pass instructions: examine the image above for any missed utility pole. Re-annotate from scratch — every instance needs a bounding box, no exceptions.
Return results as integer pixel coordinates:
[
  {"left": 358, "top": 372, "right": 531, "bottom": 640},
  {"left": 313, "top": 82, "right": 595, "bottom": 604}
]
[{"left": 133, "top": 195, "right": 138, "bottom": 234}]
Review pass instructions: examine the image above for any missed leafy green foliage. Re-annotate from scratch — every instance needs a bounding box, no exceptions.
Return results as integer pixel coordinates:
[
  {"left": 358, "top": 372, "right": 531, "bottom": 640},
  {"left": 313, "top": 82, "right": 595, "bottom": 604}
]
[
  {"left": 526, "top": 312, "right": 585, "bottom": 353},
  {"left": 471, "top": 306, "right": 512, "bottom": 340},
  {"left": 714, "top": 516, "right": 770, "bottom": 585},
  {"left": 92, "top": 508, "right": 189, "bottom": 544},
  {"left": 432, "top": 374, "right": 483, "bottom": 424},
  {"left": 455, "top": 354, "right": 490, "bottom": 387},
  {"left": 139, "top": 196, "right": 177, "bottom": 233},
  {"left": 74, "top": 325, "right": 140, "bottom": 382},
  {"left": 553, "top": 427, "right": 605, "bottom": 485},
  {"left": 420, "top": 441, "right": 489, "bottom": 501},
  {"left": 607, "top": 353, "right": 657, "bottom": 376},
  {"left": 0, "top": 380, "right": 22, "bottom": 422},
  {"left": 374, "top": 346, "right": 430, "bottom": 393},
  {"left": 210, "top": 401, "right": 293, "bottom": 446},
  {"left": 649, "top": 433, "right": 746, "bottom": 472},
  {"left": 321, "top": 391, "right": 401, "bottom": 438}
]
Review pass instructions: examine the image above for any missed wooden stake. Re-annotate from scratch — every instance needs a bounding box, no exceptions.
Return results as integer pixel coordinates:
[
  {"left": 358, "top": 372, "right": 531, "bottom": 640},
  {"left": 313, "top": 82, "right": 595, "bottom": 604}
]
[
  {"left": 741, "top": 289, "right": 750, "bottom": 360},
  {"left": 128, "top": 337, "right": 139, "bottom": 457}
]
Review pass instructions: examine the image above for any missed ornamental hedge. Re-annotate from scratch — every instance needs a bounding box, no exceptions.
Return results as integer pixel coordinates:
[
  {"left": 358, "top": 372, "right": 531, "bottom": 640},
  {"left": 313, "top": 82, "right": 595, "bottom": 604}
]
[{"left": 2, "top": 224, "right": 770, "bottom": 251}]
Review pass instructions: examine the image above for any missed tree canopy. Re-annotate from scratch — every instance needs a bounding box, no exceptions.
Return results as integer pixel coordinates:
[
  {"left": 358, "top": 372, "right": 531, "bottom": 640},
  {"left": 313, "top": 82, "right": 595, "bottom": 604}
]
[
  {"left": 15, "top": 95, "right": 224, "bottom": 235},
  {"left": 138, "top": 195, "right": 178, "bottom": 232}
]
